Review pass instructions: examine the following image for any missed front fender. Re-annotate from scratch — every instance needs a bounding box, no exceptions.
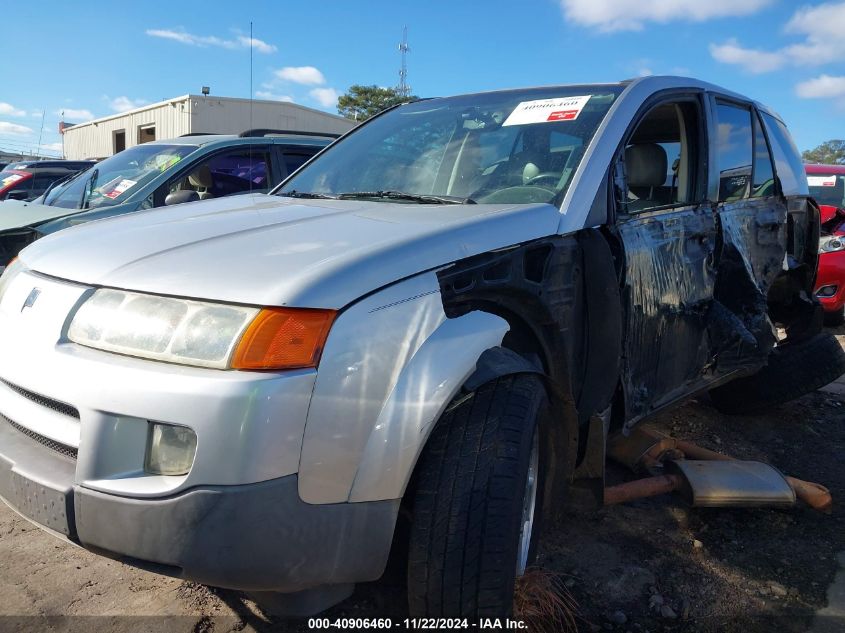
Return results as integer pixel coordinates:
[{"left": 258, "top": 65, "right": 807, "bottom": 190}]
[
  {"left": 348, "top": 310, "right": 509, "bottom": 502},
  {"left": 298, "top": 271, "right": 508, "bottom": 504}
]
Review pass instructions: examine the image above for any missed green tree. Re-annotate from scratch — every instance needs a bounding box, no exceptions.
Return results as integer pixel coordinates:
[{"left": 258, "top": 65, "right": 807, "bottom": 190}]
[
  {"left": 802, "top": 139, "right": 845, "bottom": 165},
  {"left": 337, "top": 85, "right": 417, "bottom": 122}
]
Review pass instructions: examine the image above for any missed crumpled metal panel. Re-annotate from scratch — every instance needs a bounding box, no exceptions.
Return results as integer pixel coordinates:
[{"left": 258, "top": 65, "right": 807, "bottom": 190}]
[
  {"left": 437, "top": 229, "right": 622, "bottom": 427},
  {"left": 615, "top": 205, "right": 717, "bottom": 422}
]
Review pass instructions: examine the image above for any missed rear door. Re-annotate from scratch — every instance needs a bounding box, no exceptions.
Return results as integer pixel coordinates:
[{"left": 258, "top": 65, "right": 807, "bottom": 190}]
[{"left": 707, "top": 98, "right": 787, "bottom": 370}]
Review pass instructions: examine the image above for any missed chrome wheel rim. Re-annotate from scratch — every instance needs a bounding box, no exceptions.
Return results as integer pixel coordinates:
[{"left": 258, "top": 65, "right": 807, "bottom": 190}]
[{"left": 516, "top": 428, "right": 539, "bottom": 576}]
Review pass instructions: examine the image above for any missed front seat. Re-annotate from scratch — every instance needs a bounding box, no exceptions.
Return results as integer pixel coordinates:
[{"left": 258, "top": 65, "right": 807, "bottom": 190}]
[
  {"left": 624, "top": 143, "right": 668, "bottom": 211},
  {"left": 188, "top": 165, "right": 214, "bottom": 200}
]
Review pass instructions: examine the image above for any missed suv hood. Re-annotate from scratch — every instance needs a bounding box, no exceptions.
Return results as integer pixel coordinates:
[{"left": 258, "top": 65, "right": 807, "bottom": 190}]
[
  {"left": 20, "top": 193, "right": 563, "bottom": 309},
  {"left": 0, "top": 198, "right": 80, "bottom": 229}
]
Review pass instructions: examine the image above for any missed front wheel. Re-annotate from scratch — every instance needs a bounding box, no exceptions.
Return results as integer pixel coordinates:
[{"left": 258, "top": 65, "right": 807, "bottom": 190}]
[{"left": 406, "top": 374, "right": 549, "bottom": 618}]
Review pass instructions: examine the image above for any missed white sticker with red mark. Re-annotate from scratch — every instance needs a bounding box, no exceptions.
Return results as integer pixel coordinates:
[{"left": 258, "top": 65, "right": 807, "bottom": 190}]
[
  {"left": 103, "top": 178, "right": 137, "bottom": 199},
  {"left": 808, "top": 175, "right": 838, "bottom": 187},
  {"left": 503, "top": 96, "right": 592, "bottom": 127}
]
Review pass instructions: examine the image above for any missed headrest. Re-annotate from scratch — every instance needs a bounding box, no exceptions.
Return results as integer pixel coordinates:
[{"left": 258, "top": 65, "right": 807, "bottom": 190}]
[
  {"left": 188, "top": 165, "right": 213, "bottom": 189},
  {"left": 625, "top": 144, "right": 667, "bottom": 188}
]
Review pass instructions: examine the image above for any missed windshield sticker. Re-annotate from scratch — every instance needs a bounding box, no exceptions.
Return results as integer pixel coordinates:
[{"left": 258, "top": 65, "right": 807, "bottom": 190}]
[
  {"left": 1, "top": 174, "right": 25, "bottom": 187},
  {"left": 808, "top": 175, "right": 838, "bottom": 187},
  {"left": 503, "top": 96, "right": 592, "bottom": 127},
  {"left": 156, "top": 155, "right": 182, "bottom": 171},
  {"left": 103, "top": 178, "right": 137, "bottom": 200}
]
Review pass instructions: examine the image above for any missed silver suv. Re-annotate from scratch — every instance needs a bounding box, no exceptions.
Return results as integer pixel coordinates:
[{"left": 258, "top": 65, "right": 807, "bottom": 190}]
[{"left": 0, "top": 76, "right": 838, "bottom": 618}]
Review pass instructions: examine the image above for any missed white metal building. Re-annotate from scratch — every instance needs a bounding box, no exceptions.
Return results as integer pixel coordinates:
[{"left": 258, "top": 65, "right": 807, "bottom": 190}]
[{"left": 61, "top": 94, "right": 355, "bottom": 159}]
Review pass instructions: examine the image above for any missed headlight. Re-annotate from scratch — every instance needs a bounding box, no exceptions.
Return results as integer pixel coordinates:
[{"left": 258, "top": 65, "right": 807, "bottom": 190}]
[
  {"left": 68, "top": 288, "right": 335, "bottom": 370},
  {"left": 820, "top": 235, "right": 845, "bottom": 253}
]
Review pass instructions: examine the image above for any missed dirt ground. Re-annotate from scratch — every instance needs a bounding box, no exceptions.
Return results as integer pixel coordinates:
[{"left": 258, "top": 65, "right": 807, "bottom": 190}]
[{"left": 2, "top": 338, "right": 844, "bottom": 633}]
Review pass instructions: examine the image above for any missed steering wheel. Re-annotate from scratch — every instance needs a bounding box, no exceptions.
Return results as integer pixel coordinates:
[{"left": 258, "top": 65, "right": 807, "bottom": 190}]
[
  {"left": 474, "top": 185, "right": 557, "bottom": 204},
  {"left": 524, "top": 172, "right": 560, "bottom": 187}
]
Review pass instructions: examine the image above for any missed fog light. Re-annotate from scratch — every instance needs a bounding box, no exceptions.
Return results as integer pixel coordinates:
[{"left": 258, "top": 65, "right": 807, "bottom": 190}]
[
  {"left": 817, "top": 285, "right": 838, "bottom": 298},
  {"left": 145, "top": 423, "right": 197, "bottom": 476}
]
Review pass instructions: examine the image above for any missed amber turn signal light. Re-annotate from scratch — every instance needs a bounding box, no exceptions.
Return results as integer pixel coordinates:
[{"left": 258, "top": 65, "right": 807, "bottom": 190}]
[{"left": 231, "top": 308, "right": 336, "bottom": 370}]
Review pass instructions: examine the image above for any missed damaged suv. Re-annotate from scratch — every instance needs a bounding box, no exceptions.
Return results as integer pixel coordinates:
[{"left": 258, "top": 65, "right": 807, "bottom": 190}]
[{"left": 0, "top": 76, "right": 841, "bottom": 619}]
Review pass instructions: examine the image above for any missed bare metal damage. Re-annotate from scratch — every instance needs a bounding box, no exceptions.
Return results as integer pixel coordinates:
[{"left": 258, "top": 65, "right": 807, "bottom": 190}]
[{"left": 436, "top": 194, "right": 820, "bottom": 494}]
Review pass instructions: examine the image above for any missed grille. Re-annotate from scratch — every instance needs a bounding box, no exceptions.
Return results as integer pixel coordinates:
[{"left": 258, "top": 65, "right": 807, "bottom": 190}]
[
  {"left": 1, "top": 380, "right": 80, "bottom": 419},
  {"left": 2, "top": 414, "right": 78, "bottom": 459}
]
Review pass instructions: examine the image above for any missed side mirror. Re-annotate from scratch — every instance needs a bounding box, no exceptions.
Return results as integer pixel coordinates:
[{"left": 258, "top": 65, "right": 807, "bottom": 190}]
[
  {"left": 6, "top": 190, "right": 30, "bottom": 201},
  {"left": 165, "top": 190, "right": 200, "bottom": 206}
]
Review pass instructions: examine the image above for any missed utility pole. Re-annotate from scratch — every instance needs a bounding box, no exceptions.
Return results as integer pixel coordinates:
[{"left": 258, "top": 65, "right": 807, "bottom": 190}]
[{"left": 397, "top": 26, "right": 410, "bottom": 98}]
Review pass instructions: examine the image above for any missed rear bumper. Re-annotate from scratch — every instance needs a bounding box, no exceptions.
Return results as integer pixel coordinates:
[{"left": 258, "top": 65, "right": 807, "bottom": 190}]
[{"left": 0, "top": 417, "right": 399, "bottom": 592}]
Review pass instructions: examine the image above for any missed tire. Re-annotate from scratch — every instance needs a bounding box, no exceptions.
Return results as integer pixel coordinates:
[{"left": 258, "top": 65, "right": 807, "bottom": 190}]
[
  {"left": 709, "top": 331, "right": 845, "bottom": 414},
  {"left": 407, "top": 374, "right": 548, "bottom": 618},
  {"left": 824, "top": 307, "right": 845, "bottom": 327}
]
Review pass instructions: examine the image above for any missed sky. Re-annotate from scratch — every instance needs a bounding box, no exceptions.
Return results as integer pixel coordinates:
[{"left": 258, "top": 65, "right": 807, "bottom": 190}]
[{"left": 0, "top": 0, "right": 843, "bottom": 158}]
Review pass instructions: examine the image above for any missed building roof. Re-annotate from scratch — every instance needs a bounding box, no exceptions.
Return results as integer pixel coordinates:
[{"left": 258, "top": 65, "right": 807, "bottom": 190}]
[{"left": 62, "top": 94, "right": 348, "bottom": 132}]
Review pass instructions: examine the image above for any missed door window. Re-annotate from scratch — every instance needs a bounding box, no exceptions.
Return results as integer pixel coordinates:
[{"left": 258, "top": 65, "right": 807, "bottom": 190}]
[
  {"left": 165, "top": 148, "right": 273, "bottom": 203},
  {"left": 751, "top": 113, "right": 775, "bottom": 198},
  {"left": 618, "top": 101, "right": 701, "bottom": 212},
  {"left": 714, "top": 102, "right": 753, "bottom": 202}
]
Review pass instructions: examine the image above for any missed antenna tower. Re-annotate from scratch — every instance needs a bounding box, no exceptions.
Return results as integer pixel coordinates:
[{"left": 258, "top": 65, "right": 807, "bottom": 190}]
[{"left": 397, "top": 26, "right": 411, "bottom": 97}]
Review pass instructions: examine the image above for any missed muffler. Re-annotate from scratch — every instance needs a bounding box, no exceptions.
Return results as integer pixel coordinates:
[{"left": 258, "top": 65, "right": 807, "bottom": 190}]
[{"left": 604, "top": 428, "right": 832, "bottom": 512}]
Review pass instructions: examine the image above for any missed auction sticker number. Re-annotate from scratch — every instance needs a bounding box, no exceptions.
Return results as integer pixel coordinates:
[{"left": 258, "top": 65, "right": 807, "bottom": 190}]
[{"left": 503, "top": 95, "right": 592, "bottom": 126}]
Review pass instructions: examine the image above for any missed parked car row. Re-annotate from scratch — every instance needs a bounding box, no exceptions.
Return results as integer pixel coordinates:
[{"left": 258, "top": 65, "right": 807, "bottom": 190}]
[
  {"left": 0, "top": 76, "right": 842, "bottom": 621},
  {"left": 0, "top": 160, "right": 95, "bottom": 202},
  {"left": 0, "top": 130, "right": 335, "bottom": 270}
]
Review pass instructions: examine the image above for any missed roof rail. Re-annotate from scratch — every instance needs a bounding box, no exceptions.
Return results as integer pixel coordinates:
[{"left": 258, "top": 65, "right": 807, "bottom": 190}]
[
  {"left": 180, "top": 132, "right": 218, "bottom": 137},
  {"left": 238, "top": 129, "right": 341, "bottom": 139}
]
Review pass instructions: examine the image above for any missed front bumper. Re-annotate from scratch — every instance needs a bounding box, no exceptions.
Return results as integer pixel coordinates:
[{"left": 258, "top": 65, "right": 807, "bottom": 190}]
[{"left": 0, "top": 415, "right": 397, "bottom": 591}]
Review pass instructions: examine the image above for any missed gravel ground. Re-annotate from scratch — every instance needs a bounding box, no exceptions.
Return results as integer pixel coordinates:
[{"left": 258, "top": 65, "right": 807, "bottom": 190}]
[{"left": 2, "top": 337, "right": 844, "bottom": 633}]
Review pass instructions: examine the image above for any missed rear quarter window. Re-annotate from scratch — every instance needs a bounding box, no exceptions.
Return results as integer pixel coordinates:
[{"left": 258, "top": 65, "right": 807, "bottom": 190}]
[{"left": 761, "top": 113, "right": 808, "bottom": 196}]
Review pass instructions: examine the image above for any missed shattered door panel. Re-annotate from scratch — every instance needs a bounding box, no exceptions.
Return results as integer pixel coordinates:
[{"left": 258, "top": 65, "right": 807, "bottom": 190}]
[
  {"left": 617, "top": 205, "right": 717, "bottom": 421},
  {"left": 710, "top": 197, "right": 787, "bottom": 371}
]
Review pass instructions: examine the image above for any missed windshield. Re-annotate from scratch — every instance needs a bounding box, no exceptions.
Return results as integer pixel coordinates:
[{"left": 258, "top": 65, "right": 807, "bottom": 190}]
[
  {"left": 808, "top": 173, "right": 845, "bottom": 208},
  {"left": 42, "top": 144, "right": 197, "bottom": 209},
  {"left": 277, "top": 86, "right": 622, "bottom": 205}
]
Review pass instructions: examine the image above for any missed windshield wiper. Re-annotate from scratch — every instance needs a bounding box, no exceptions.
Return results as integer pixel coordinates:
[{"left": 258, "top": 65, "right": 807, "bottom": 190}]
[
  {"left": 78, "top": 168, "right": 99, "bottom": 209},
  {"left": 337, "top": 190, "right": 475, "bottom": 204},
  {"left": 42, "top": 170, "right": 85, "bottom": 206},
  {"left": 278, "top": 190, "right": 339, "bottom": 200}
]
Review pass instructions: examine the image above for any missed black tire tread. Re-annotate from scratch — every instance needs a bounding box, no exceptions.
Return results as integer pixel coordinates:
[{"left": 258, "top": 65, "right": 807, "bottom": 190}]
[
  {"left": 407, "top": 374, "right": 546, "bottom": 618},
  {"left": 709, "top": 331, "right": 845, "bottom": 414}
]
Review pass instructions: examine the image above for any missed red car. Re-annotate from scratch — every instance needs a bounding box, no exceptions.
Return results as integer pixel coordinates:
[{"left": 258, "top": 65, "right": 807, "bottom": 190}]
[{"left": 808, "top": 163, "right": 845, "bottom": 324}]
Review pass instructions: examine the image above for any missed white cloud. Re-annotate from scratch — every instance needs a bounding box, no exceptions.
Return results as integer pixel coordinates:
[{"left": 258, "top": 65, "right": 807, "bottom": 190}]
[
  {"left": 109, "top": 96, "right": 148, "bottom": 113},
  {"left": 255, "top": 91, "right": 294, "bottom": 102},
  {"left": 0, "top": 122, "right": 34, "bottom": 136},
  {"left": 783, "top": 2, "right": 845, "bottom": 66},
  {"left": 711, "top": 1, "right": 845, "bottom": 75},
  {"left": 0, "top": 102, "right": 26, "bottom": 117},
  {"left": 275, "top": 66, "right": 325, "bottom": 85},
  {"left": 309, "top": 87, "right": 339, "bottom": 108},
  {"left": 796, "top": 74, "right": 845, "bottom": 99},
  {"left": 57, "top": 108, "right": 95, "bottom": 121},
  {"left": 560, "top": 0, "right": 773, "bottom": 32},
  {"left": 237, "top": 36, "right": 277, "bottom": 54},
  {"left": 39, "top": 142, "right": 64, "bottom": 153},
  {"left": 146, "top": 29, "right": 276, "bottom": 53},
  {"left": 709, "top": 39, "right": 786, "bottom": 73}
]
